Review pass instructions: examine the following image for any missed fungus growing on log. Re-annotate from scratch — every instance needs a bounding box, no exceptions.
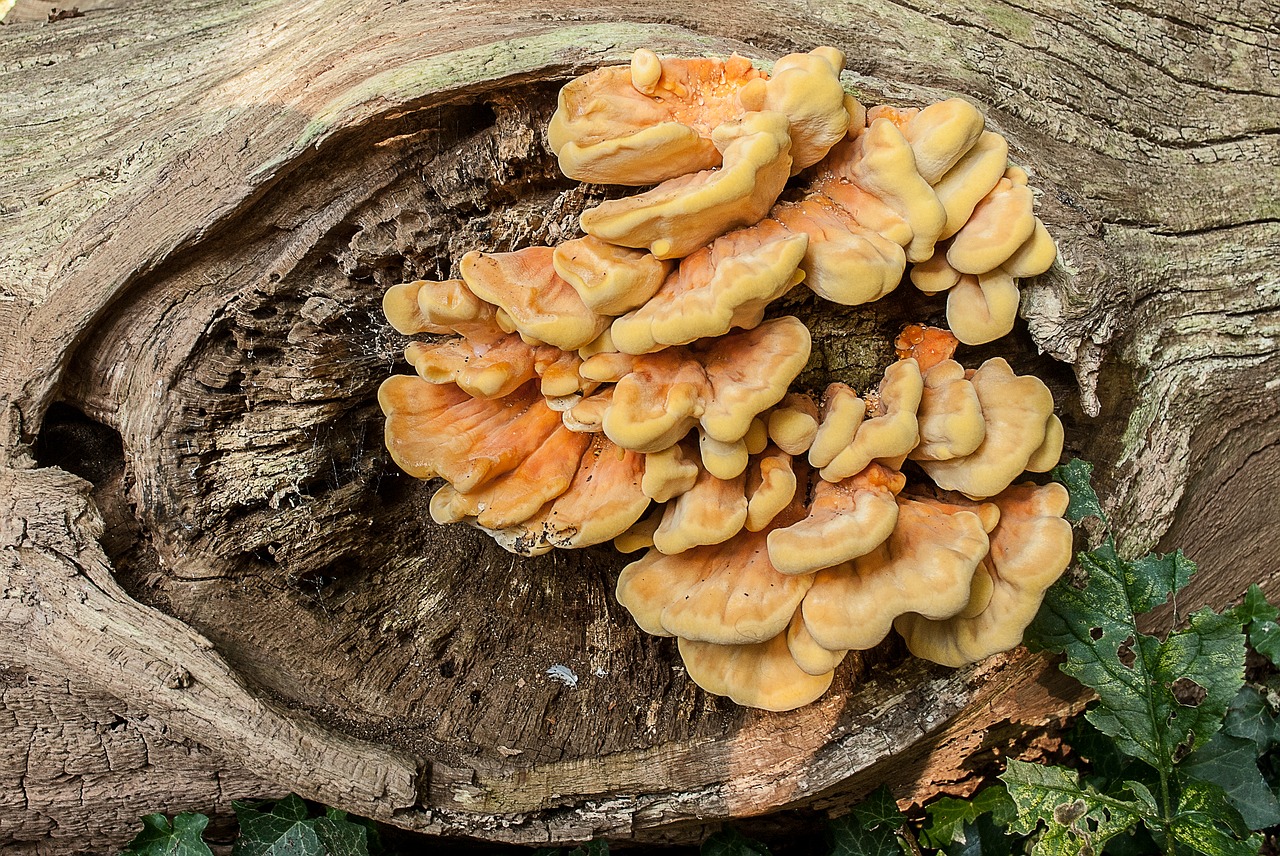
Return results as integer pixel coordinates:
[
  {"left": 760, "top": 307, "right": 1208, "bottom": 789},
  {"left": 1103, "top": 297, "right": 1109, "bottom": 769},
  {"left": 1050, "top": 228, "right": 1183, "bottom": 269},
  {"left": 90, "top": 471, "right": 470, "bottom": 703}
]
[{"left": 378, "top": 47, "right": 1071, "bottom": 710}]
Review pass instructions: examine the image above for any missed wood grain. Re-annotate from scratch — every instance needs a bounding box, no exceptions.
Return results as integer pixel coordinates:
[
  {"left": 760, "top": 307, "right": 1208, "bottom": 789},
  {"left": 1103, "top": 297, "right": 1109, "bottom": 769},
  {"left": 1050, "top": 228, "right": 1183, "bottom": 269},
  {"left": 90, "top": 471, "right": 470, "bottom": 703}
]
[{"left": 1, "top": 0, "right": 1277, "bottom": 849}]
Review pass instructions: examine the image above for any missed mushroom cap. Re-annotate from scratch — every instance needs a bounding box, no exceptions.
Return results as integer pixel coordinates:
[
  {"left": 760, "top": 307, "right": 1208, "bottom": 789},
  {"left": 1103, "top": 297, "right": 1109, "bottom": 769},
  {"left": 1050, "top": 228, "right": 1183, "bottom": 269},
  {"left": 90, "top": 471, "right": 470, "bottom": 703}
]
[
  {"left": 785, "top": 608, "right": 848, "bottom": 676},
  {"left": 697, "top": 315, "right": 813, "bottom": 444},
  {"left": 617, "top": 525, "right": 813, "bottom": 644},
  {"left": 547, "top": 53, "right": 761, "bottom": 184},
  {"left": 459, "top": 246, "right": 609, "bottom": 350},
  {"left": 678, "top": 634, "right": 835, "bottom": 711},
  {"left": 819, "top": 359, "right": 923, "bottom": 481},
  {"left": 382, "top": 279, "right": 504, "bottom": 342},
  {"left": 552, "top": 236, "right": 674, "bottom": 316},
  {"left": 404, "top": 335, "right": 554, "bottom": 400},
  {"left": 761, "top": 48, "right": 851, "bottom": 172},
  {"left": 427, "top": 420, "right": 590, "bottom": 530},
  {"left": 745, "top": 447, "right": 798, "bottom": 531},
  {"left": 800, "top": 497, "right": 990, "bottom": 651},
  {"left": 840, "top": 117, "right": 948, "bottom": 263},
  {"left": 698, "top": 431, "right": 751, "bottom": 480},
  {"left": 642, "top": 442, "right": 700, "bottom": 502},
  {"left": 917, "top": 358, "right": 1058, "bottom": 498},
  {"left": 767, "top": 463, "right": 905, "bottom": 574},
  {"left": 808, "top": 383, "right": 866, "bottom": 469},
  {"left": 946, "top": 178, "right": 1037, "bottom": 275},
  {"left": 909, "top": 359, "right": 987, "bottom": 462},
  {"left": 488, "top": 434, "right": 651, "bottom": 552},
  {"left": 609, "top": 222, "right": 808, "bottom": 354},
  {"left": 580, "top": 110, "right": 795, "bottom": 259},
  {"left": 378, "top": 377, "right": 566, "bottom": 493},
  {"left": 772, "top": 197, "right": 906, "bottom": 306},
  {"left": 1001, "top": 218, "right": 1058, "bottom": 278},
  {"left": 901, "top": 98, "right": 986, "bottom": 184},
  {"left": 583, "top": 317, "right": 811, "bottom": 453},
  {"left": 767, "top": 393, "right": 821, "bottom": 456},
  {"left": 945, "top": 271, "right": 1021, "bottom": 346},
  {"left": 895, "top": 482, "right": 1073, "bottom": 666},
  {"left": 653, "top": 464, "right": 748, "bottom": 554},
  {"left": 933, "top": 131, "right": 1009, "bottom": 240},
  {"left": 909, "top": 251, "right": 963, "bottom": 295}
]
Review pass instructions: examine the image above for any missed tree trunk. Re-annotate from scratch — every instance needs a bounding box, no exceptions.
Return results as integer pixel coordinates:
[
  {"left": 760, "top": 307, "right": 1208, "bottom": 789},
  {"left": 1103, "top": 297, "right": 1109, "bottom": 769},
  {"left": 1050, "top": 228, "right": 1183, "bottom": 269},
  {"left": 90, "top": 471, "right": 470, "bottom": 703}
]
[{"left": 1, "top": 0, "right": 1276, "bottom": 850}]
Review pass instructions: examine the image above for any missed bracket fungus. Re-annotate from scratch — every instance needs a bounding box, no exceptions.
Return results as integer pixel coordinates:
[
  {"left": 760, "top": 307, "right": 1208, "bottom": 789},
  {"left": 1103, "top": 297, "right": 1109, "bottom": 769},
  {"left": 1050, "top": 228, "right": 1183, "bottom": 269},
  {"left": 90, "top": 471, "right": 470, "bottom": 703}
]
[{"left": 378, "top": 47, "right": 1071, "bottom": 711}]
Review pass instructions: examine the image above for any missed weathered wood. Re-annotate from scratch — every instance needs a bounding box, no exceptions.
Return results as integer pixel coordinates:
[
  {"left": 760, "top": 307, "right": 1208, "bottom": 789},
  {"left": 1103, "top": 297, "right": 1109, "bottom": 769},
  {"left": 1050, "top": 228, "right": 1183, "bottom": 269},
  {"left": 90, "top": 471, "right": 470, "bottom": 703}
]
[{"left": 1, "top": 0, "right": 1277, "bottom": 850}]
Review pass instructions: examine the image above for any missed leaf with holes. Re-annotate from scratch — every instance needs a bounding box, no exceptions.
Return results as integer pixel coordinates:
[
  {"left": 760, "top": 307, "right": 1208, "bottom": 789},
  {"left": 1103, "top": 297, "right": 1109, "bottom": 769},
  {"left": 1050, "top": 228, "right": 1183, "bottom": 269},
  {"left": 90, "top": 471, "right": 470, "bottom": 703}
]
[
  {"left": 1026, "top": 539, "right": 1244, "bottom": 771},
  {"left": 1000, "top": 760, "right": 1145, "bottom": 856}
]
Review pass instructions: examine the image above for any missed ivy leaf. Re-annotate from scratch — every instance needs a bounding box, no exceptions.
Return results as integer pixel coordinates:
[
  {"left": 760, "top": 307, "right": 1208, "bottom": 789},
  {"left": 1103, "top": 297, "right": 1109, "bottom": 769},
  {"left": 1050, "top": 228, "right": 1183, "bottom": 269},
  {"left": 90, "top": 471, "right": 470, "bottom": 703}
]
[
  {"left": 851, "top": 786, "right": 905, "bottom": 830},
  {"left": 1230, "top": 585, "right": 1278, "bottom": 626},
  {"left": 921, "top": 788, "right": 1012, "bottom": 848},
  {"left": 1051, "top": 458, "right": 1106, "bottom": 524},
  {"left": 232, "top": 796, "right": 370, "bottom": 856},
  {"left": 1001, "top": 760, "right": 1145, "bottom": 856},
  {"left": 829, "top": 788, "right": 906, "bottom": 856},
  {"left": 1181, "top": 731, "right": 1280, "bottom": 830},
  {"left": 568, "top": 841, "right": 610, "bottom": 856},
  {"left": 701, "top": 829, "right": 770, "bottom": 856},
  {"left": 121, "top": 813, "right": 216, "bottom": 856},
  {"left": 1219, "top": 685, "right": 1279, "bottom": 753},
  {"left": 1026, "top": 541, "right": 1244, "bottom": 771}
]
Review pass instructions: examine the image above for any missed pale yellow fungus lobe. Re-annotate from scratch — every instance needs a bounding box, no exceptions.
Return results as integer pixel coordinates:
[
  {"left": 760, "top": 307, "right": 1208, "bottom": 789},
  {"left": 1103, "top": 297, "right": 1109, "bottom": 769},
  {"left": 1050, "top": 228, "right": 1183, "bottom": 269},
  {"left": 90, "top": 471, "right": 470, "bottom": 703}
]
[
  {"left": 799, "top": 497, "right": 990, "bottom": 652},
  {"left": 678, "top": 634, "right": 835, "bottom": 712},
  {"left": 917, "top": 358, "right": 1060, "bottom": 498},
  {"left": 486, "top": 434, "right": 651, "bottom": 555},
  {"left": 767, "top": 463, "right": 905, "bottom": 574},
  {"left": 609, "top": 223, "right": 808, "bottom": 354},
  {"left": 552, "top": 236, "right": 674, "bottom": 316},
  {"left": 382, "top": 278, "right": 503, "bottom": 342},
  {"left": 579, "top": 110, "right": 795, "bottom": 259},
  {"left": 895, "top": 482, "right": 1073, "bottom": 666},
  {"left": 617, "top": 517, "right": 813, "bottom": 643},
  {"left": 910, "top": 359, "right": 987, "bottom": 462},
  {"left": 818, "top": 359, "right": 923, "bottom": 482},
  {"left": 945, "top": 270, "right": 1022, "bottom": 346},
  {"left": 767, "top": 393, "right": 821, "bottom": 456}
]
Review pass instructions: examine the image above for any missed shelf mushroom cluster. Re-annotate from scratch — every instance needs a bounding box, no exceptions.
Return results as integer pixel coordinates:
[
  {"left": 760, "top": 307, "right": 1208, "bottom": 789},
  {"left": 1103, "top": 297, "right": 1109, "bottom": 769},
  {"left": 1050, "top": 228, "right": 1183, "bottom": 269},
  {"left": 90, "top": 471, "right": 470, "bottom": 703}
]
[{"left": 378, "top": 47, "right": 1074, "bottom": 710}]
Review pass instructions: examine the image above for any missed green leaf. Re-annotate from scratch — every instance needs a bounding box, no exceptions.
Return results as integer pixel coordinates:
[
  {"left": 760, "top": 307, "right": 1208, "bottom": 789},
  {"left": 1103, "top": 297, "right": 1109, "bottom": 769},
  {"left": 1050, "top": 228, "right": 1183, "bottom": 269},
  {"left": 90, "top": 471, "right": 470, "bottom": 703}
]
[
  {"left": 571, "top": 841, "right": 610, "bottom": 856},
  {"left": 701, "top": 829, "right": 770, "bottom": 856},
  {"left": 1180, "top": 731, "right": 1280, "bottom": 830},
  {"left": 232, "top": 796, "right": 369, "bottom": 856},
  {"left": 1168, "top": 813, "right": 1262, "bottom": 856},
  {"left": 1249, "top": 620, "right": 1280, "bottom": 667},
  {"left": 121, "top": 813, "right": 215, "bottom": 856},
  {"left": 1000, "top": 760, "right": 1144, "bottom": 856},
  {"left": 1052, "top": 458, "right": 1106, "bottom": 524},
  {"left": 1026, "top": 541, "right": 1244, "bottom": 771},
  {"left": 921, "top": 788, "right": 1012, "bottom": 849},
  {"left": 1229, "top": 585, "right": 1278, "bottom": 626},
  {"left": 851, "top": 786, "right": 905, "bottom": 830},
  {"left": 1176, "top": 778, "right": 1250, "bottom": 838},
  {"left": 827, "top": 814, "right": 902, "bottom": 856},
  {"left": 1219, "top": 685, "right": 1279, "bottom": 753},
  {"left": 1065, "top": 715, "right": 1131, "bottom": 788}
]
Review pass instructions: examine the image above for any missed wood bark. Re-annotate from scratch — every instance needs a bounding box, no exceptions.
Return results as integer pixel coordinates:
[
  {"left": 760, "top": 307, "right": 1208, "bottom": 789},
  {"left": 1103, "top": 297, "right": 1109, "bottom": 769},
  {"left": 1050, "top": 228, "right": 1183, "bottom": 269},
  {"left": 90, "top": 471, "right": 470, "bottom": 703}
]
[{"left": 1, "top": 0, "right": 1277, "bottom": 850}]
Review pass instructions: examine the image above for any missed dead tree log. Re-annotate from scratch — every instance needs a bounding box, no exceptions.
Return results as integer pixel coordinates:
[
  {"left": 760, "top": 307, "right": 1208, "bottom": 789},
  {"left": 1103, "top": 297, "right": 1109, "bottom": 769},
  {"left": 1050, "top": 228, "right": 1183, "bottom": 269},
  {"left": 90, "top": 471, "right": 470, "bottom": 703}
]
[{"left": 1, "top": 0, "right": 1277, "bottom": 850}]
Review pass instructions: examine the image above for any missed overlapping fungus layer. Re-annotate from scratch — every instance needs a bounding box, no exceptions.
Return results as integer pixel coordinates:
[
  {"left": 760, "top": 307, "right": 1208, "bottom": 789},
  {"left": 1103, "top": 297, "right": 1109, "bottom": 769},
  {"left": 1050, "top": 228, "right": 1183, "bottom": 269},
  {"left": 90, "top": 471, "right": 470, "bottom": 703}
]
[{"left": 379, "top": 48, "right": 1072, "bottom": 710}]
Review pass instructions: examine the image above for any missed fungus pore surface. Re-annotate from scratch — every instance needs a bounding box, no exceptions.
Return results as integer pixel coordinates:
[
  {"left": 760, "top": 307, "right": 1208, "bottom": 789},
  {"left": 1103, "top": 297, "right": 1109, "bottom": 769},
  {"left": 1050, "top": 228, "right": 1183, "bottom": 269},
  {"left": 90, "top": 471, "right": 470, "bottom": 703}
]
[{"left": 378, "top": 48, "right": 1069, "bottom": 711}]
